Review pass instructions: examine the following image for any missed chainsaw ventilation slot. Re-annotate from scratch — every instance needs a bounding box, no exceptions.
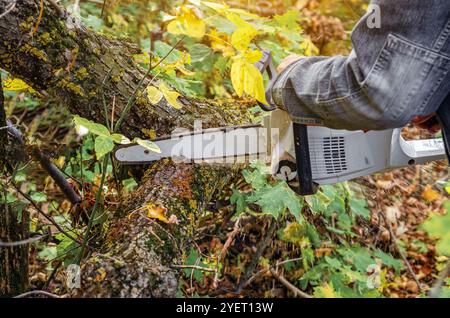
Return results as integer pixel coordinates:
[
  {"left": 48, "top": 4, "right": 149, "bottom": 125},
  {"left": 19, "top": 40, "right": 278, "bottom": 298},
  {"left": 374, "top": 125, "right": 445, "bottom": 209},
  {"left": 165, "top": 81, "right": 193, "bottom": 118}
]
[{"left": 323, "top": 137, "right": 347, "bottom": 174}]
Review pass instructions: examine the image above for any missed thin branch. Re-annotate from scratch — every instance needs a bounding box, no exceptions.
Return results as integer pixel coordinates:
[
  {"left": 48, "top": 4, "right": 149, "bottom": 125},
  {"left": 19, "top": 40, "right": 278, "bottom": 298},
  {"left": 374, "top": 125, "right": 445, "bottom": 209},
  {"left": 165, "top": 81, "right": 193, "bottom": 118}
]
[
  {"left": 100, "top": 0, "right": 107, "bottom": 19},
  {"left": 212, "top": 217, "right": 241, "bottom": 289},
  {"left": 246, "top": 257, "right": 303, "bottom": 287},
  {"left": 0, "top": 0, "right": 16, "bottom": 20},
  {"left": 76, "top": 155, "right": 109, "bottom": 264},
  {"left": 171, "top": 264, "right": 216, "bottom": 273},
  {"left": 379, "top": 211, "right": 423, "bottom": 294},
  {"left": 0, "top": 234, "right": 48, "bottom": 247},
  {"left": 270, "top": 268, "right": 312, "bottom": 298},
  {"left": 236, "top": 218, "right": 277, "bottom": 293},
  {"left": 11, "top": 183, "right": 87, "bottom": 249},
  {"left": 47, "top": 0, "right": 65, "bottom": 18},
  {"left": 31, "top": 0, "right": 44, "bottom": 35},
  {"left": 14, "top": 290, "right": 61, "bottom": 298}
]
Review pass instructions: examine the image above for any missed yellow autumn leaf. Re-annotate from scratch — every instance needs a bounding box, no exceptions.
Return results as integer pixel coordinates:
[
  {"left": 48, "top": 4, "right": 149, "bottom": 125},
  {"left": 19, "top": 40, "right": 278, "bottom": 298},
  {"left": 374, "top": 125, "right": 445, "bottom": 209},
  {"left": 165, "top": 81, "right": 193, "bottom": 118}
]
[
  {"left": 300, "top": 37, "right": 319, "bottom": 56},
  {"left": 227, "top": 13, "right": 258, "bottom": 51},
  {"left": 201, "top": 1, "right": 228, "bottom": 12},
  {"left": 146, "top": 85, "right": 163, "bottom": 104},
  {"left": 445, "top": 185, "right": 450, "bottom": 195},
  {"left": 145, "top": 204, "right": 169, "bottom": 223},
  {"left": 94, "top": 267, "right": 107, "bottom": 282},
  {"left": 208, "top": 29, "right": 235, "bottom": 57},
  {"left": 421, "top": 185, "right": 441, "bottom": 202},
  {"left": 243, "top": 49, "right": 262, "bottom": 63},
  {"left": 2, "top": 78, "right": 33, "bottom": 92},
  {"left": 159, "top": 82, "right": 183, "bottom": 109},
  {"left": 313, "top": 282, "right": 342, "bottom": 298},
  {"left": 167, "top": 6, "right": 205, "bottom": 39},
  {"left": 231, "top": 26, "right": 258, "bottom": 51},
  {"left": 230, "top": 52, "right": 268, "bottom": 105}
]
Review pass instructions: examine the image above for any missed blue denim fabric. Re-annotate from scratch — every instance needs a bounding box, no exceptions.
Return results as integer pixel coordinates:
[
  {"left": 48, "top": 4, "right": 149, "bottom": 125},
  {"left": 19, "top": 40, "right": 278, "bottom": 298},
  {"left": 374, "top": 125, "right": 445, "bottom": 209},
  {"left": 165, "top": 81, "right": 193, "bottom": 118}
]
[{"left": 277, "top": 0, "right": 450, "bottom": 131}]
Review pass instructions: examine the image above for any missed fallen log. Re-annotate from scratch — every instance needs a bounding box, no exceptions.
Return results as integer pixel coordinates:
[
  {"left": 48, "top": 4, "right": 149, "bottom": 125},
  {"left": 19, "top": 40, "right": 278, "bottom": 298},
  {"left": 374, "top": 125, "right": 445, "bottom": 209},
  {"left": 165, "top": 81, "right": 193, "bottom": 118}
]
[{"left": 0, "top": 0, "right": 254, "bottom": 297}]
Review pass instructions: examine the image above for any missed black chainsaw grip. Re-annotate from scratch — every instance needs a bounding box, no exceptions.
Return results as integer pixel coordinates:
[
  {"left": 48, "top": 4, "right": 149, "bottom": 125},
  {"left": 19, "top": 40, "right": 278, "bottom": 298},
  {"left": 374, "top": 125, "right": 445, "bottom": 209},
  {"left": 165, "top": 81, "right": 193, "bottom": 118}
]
[
  {"left": 437, "top": 106, "right": 450, "bottom": 163},
  {"left": 292, "top": 123, "right": 317, "bottom": 195}
]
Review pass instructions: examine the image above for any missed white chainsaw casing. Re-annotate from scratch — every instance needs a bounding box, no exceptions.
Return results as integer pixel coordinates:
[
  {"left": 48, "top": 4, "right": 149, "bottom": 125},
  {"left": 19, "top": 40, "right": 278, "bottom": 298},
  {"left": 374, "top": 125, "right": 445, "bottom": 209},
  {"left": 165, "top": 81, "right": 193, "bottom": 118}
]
[{"left": 281, "top": 126, "right": 446, "bottom": 185}]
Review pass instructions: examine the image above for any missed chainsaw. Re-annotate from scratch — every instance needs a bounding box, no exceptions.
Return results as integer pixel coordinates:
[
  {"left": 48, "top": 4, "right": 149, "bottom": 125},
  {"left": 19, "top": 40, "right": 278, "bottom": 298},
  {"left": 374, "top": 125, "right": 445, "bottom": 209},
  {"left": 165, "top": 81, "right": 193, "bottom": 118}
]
[{"left": 114, "top": 50, "right": 447, "bottom": 195}]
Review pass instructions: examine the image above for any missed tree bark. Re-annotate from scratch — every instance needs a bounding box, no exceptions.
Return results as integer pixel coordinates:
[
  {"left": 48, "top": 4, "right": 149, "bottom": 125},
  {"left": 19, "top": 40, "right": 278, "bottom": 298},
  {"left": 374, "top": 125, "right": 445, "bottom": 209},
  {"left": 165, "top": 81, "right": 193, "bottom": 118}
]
[
  {"left": 0, "top": 0, "right": 254, "bottom": 297},
  {"left": 0, "top": 73, "right": 29, "bottom": 297}
]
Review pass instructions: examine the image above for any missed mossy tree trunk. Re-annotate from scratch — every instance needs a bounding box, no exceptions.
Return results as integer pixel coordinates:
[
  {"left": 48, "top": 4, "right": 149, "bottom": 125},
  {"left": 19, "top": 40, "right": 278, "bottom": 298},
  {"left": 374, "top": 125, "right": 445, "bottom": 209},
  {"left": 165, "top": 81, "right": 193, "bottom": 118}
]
[
  {"left": 0, "top": 71, "right": 30, "bottom": 297},
  {"left": 0, "top": 0, "right": 253, "bottom": 297}
]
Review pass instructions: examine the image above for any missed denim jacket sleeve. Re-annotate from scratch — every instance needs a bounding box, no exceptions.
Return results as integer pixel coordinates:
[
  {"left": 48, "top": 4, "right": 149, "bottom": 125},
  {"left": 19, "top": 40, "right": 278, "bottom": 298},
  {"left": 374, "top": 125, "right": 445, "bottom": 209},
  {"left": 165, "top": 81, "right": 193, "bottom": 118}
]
[{"left": 278, "top": 0, "right": 450, "bottom": 131}]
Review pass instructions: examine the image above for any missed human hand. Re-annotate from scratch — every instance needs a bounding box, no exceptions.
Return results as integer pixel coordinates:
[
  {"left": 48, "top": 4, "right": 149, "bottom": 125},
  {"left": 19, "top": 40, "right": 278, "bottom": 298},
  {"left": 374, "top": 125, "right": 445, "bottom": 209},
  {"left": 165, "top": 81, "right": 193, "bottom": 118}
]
[
  {"left": 411, "top": 114, "right": 441, "bottom": 134},
  {"left": 277, "top": 54, "right": 303, "bottom": 73}
]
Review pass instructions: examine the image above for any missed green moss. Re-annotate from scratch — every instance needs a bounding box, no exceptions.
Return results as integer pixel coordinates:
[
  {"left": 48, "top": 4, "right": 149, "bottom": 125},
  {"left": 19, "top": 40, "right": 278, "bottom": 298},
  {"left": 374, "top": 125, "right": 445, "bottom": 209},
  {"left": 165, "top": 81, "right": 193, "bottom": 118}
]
[
  {"left": 57, "top": 77, "right": 85, "bottom": 96},
  {"left": 37, "top": 32, "right": 52, "bottom": 46},
  {"left": 20, "top": 44, "right": 48, "bottom": 62},
  {"left": 75, "top": 67, "right": 89, "bottom": 80}
]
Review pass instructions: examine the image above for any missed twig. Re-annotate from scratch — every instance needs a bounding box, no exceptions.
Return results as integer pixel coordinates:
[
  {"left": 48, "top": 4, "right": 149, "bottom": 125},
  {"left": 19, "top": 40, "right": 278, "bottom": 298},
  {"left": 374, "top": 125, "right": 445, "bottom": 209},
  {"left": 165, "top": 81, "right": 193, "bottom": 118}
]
[
  {"left": 14, "top": 290, "right": 61, "bottom": 298},
  {"left": 100, "top": 0, "right": 107, "bottom": 18},
  {"left": 76, "top": 155, "right": 109, "bottom": 264},
  {"left": 212, "top": 217, "right": 241, "bottom": 289},
  {"left": 379, "top": 211, "right": 423, "bottom": 293},
  {"left": 47, "top": 0, "right": 66, "bottom": 18},
  {"left": 429, "top": 259, "right": 450, "bottom": 298},
  {"left": 247, "top": 257, "right": 303, "bottom": 286},
  {"left": 110, "top": 95, "right": 116, "bottom": 131},
  {"left": 0, "top": 0, "right": 16, "bottom": 19},
  {"left": 270, "top": 268, "right": 312, "bottom": 298},
  {"left": 236, "top": 218, "right": 277, "bottom": 293},
  {"left": 101, "top": 66, "right": 114, "bottom": 130},
  {"left": 220, "top": 217, "right": 241, "bottom": 262},
  {"left": 12, "top": 183, "right": 85, "bottom": 248},
  {"left": 31, "top": 0, "right": 44, "bottom": 35},
  {"left": 0, "top": 234, "right": 48, "bottom": 247},
  {"left": 171, "top": 264, "right": 216, "bottom": 273}
]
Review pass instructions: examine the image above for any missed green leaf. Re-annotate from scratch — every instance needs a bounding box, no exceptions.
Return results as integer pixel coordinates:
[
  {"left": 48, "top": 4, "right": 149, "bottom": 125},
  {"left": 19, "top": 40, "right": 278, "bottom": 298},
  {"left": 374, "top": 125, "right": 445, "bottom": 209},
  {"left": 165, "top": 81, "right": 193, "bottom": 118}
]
[
  {"left": 30, "top": 192, "right": 47, "bottom": 202},
  {"left": 230, "top": 189, "right": 247, "bottom": 215},
  {"left": 326, "top": 195, "right": 345, "bottom": 217},
  {"left": 242, "top": 161, "right": 269, "bottom": 190},
  {"left": 38, "top": 246, "right": 57, "bottom": 261},
  {"left": 374, "top": 249, "right": 403, "bottom": 273},
  {"left": 154, "top": 41, "right": 183, "bottom": 64},
  {"left": 338, "top": 246, "right": 375, "bottom": 273},
  {"left": 122, "top": 178, "right": 138, "bottom": 192},
  {"left": 111, "top": 133, "right": 131, "bottom": 144},
  {"left": 324, "top": 256, "right": 342, "bottom": 269},
  {"left": 349, "top": 198, "right": 370, "bottom": 219},
  {"left": 189, "top": 43, "right": 213, "bottom": 63},
  {"left": 248, "top": 182, "right": 303, "bottom": 221},
  {"left": 421, "top": 203, "right": 450, "bottom": 256},
  {"left": 94, "top": 135, "right": 115, "bottom": 159},
  {"left": 73, "top": 115, "right": 110, "bottom": 138},
  {"left": 274, "top": 10, "right": 300, "bottom": 30},
  {"left": 135, "top": 138, "right": 161, "bottom": 153}
]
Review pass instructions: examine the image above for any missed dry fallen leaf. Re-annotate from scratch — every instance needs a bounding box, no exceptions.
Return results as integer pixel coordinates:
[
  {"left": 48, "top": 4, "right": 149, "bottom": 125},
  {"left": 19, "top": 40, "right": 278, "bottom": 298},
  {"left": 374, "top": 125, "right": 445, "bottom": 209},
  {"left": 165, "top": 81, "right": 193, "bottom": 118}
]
[
  {"left": 421, "top": 185, "right": 441, "bottom": 202},
  {"left": 145, "top": 204, "right": 169, "bottom": 223}
]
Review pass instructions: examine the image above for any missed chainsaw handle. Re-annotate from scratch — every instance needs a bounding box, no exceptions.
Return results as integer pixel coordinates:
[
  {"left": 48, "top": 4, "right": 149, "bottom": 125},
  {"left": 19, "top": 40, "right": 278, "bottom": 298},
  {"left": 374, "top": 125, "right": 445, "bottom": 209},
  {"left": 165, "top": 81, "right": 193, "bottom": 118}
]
[
  {"left": 255, "top": 50, "right": 279, "bottom": 112},
  {"left": 390, "top": 128, "right": 447, "bottom": 168},
  {"left": 292, "top": 123, "right": 318, "bottom": 195}
]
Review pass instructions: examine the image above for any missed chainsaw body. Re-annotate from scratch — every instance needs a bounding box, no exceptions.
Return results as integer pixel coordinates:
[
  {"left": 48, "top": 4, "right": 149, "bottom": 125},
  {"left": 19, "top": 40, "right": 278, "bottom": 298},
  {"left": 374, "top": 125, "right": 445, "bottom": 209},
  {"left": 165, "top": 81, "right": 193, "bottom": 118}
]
[
  {"left": 114, "top": 50, "right": 447, "bottom": 196},
  {"left": 259, "top": 51, "right": 447, "bottom": 194}
]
